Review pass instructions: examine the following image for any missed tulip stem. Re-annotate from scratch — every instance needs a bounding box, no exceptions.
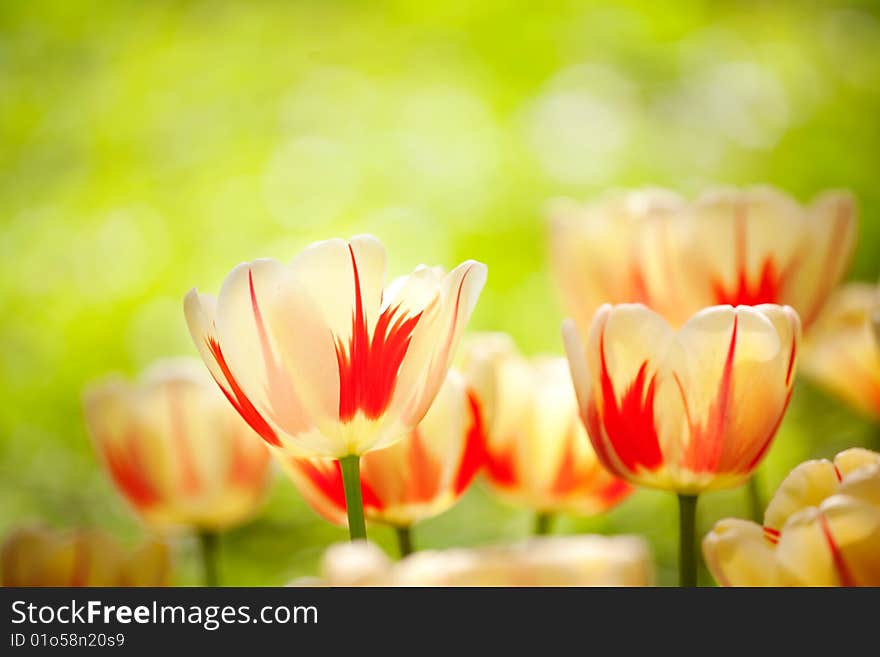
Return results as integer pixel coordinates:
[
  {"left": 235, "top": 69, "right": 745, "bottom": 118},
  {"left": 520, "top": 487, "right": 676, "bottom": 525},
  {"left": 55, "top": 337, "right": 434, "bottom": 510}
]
[
  {"left": 678, "top": 494, "right": 698, "bottom": 588},
  {"left": 395, "top": 525, "right": 414, "bottom": 558},
  {"left": 339, "top": 455, "right": 367, "bottom": 541},
  {"left": 746, "top": 474, "right": 763, "bottom": 523},
  {"left": 198, "top": 530, "right": 220, "bottom": 587},
  {"left": 534, "top": 512, "right": 554, "bottom": 536}
]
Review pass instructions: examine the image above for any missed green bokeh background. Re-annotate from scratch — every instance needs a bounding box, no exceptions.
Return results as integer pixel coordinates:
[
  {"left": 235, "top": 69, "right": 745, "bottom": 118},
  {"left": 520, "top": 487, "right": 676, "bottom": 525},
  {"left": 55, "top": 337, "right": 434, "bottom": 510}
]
[{"left": 2, "top": 0, "right": 879, "bottom": 586}]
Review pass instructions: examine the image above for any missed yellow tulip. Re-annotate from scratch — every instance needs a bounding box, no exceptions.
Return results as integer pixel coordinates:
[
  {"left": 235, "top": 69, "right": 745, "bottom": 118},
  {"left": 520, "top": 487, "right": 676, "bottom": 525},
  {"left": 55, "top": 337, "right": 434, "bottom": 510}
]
[
  {"left": 703, "top": 448, "right": 880, "bottom": 586},
  {"left": 563, "top": 303, "right": 801, "bottom": 493},
  {"left": 463, "top": 333, "right": 631, "bottom": 517},
  {"left": 549, "top": 187, "right": 856, "bottom": 331},
  {"left": 1, "top": 526, "right": 169, "bottom": 587},
  {"left": 802, "top": 283, "right": 880, "bottom": 421},
  {"left": 84, "top": 359, "right": 272, "bottom": 532}
]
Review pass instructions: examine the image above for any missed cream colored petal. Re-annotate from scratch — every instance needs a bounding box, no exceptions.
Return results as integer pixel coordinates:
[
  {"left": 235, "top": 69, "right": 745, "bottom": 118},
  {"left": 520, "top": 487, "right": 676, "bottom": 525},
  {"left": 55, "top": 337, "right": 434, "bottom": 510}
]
[
  {"left": 547, "top": 189, "right": 688, "bottom": 330},
  {"left": 581, "top": 304, "right": 681, "bottom": 487},
  {"left": 764, "top": 459, "right": 839, "bottom": 532},
  {"left": 381, "top": 260, "right": 487, "bottom": 446},
  {"left": 524, "top": 359, "right": 580, "bottom": 492},
  {"left": 834, "top": 448, "right": 880, "bottom": 479},
  {"left": 562, "top": 319, "right": 592, "bottom": 423},
  {"left": 214, "top": 259, "right": 314, "bottom": 440},
  {"left": 321, "top": 541, "right": 392, "bottom": 586},
  {"left": 287, "top": 235, "right": 387, "bottom": 342},
  {"left": 357, "top": 371, "right": 471, "bottom": 525},
  {"left": 183, "top": 290, "right": 227, "bottom": 388},
  {"left": 83, "top": 377, "right": 172, "bottom": 515},
  {"left": 789, "top": 191, "right": 857, "bottom": 327},
  {"left": 837, "top": 463, "right": 880, "bottom": 507},
  {"left": 775, "top": 507, "right": 840, "bottom": 586},
  {"left": 684, "top": 187, "right": 803, "bottom": 309},
  {"left": 458, "top": 331, "right": 518, "bottom": 432},
  {"left": 776, "top": 496, "right": 880, "bottom": 587},
  {"left": 802, "top": 284, "right": 880, "bottom": 420},
  {"left": 669, "top": 305, "right": 797, "bottom": 488},
  {"left": 269, "top": 272, "right": 346, "bottom": 452},
  {"left": 819, "top": 493, "right": 880, "bottom": 586},
  {"left": 702, "top": 518, "right": 780, "bottom": 586}
]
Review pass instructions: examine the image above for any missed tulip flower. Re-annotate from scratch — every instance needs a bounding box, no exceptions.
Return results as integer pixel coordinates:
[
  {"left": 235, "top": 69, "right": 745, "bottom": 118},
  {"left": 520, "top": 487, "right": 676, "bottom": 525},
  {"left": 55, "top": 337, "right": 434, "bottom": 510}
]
[
  {"left": 311, "top": 535, "right": 652, "bottom": 586},
  {"left": 563, "top": 303, "right": 800, "bottom": 585},
  {"left": 703, "top": 448, "right": 880, "bottom": 586},
  {"left": 463, "top": 334, "right": 631, "bottom": 534},
  {"left": 184, "top": 235, "right": 487, "bottom": 540},
  {"left": 84, "top": 359, "right": 272, "bottom": 585},
  {"left": 280, "top": 370, "right": 485, "bottom": 555},
  {"left": 802, "top": 283, "right": 880, "bottom": 422},
  {"left": 549, "top": 187, "right": 856, "bottom": 331},
  {"left": 1, "top": 526, "right": 169, "bottom": 586}
]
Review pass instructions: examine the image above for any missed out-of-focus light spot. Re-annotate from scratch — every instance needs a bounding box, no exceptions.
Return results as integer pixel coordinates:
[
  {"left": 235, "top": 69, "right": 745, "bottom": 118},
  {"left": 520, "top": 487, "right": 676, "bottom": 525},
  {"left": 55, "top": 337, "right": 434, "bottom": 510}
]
[
  {"left": 280, "top": 67, "right": 380, "bottom": 137},
  {"left": 665, "top": 60, "right": 790, "bottom": 152},
  {"left": 523, "top": 64, "right": 635, "bottom": 185},
  {"left": 263, "top": 135, "right": 362, "bottom": 229},
  {"left": 702, "top": 62, "right": 790, "bottom": 150},
  {"left": 71, "top": 206, "right": 169, "bottom": 303},
  {"left": 389, "top": 86, "right": 501, "bottom": 216},
  {"left": 126, "top": 296, "right": 193, "bottom": 369}
]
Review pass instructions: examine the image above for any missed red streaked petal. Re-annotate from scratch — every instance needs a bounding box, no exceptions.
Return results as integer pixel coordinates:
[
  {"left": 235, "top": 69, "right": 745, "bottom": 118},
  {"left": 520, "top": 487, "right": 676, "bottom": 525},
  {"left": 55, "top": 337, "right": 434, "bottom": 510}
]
[
  {"left": 595, "top": 329, "right": 663, "bottom": 473},
  {"left": 206, "top": 337, "right": 282, "bottom": 447},
  {"left": 336, "top": 244, "right": 423, "bottom": 422},
  {"left": 453, "top": 392, "right": 487, "bottom": 495}
]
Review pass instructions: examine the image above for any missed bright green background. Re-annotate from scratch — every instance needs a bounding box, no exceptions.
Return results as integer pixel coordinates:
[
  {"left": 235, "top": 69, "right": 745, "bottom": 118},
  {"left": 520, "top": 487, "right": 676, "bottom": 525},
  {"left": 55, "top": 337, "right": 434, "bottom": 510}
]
[{"left": 2, "top": 0, "right": 879, "bottom": 586}]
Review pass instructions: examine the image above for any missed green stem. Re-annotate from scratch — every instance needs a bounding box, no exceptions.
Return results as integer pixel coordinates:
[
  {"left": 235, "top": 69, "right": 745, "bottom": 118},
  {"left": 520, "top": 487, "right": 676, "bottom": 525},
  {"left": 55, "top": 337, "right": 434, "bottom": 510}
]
[
  {"left": 339, "top": 455, "right": 367, "bottom": 541},
  {"left": 678, "top": 494, "right": 698, "bottom": 588},
  {"left": 746, "top": 474, "right": 763, "bottom": 523},
  {"left": 534, "top": 511, "right": 553, "bottom": 536},
  {"left": 198, "top": 530, "right": 220, "bottom": 587},
  {"left": 395, "top": 525, "right": 414, "bottom": 558}
]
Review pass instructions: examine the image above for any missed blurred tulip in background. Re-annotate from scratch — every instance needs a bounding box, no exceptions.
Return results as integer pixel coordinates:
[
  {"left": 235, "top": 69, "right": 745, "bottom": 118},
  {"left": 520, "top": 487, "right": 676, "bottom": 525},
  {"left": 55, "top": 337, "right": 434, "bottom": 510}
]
[
  {"left": 463, "top": 333, "right": 631, "bottom": 533},
  {"left": 1, "top": 526, "right": 169, "bottom": 587},
  {"left": 802, "top": 283, "right": 880, "bottom": 422},
  {"left": 549, "top": 187, "right": 856, "bottom": 331},
  {"left": 308, "top": 534, "right": 652, "bottom": 587},
  {"left": 281, "top": 371, "right": 485, "bottom": 555}
]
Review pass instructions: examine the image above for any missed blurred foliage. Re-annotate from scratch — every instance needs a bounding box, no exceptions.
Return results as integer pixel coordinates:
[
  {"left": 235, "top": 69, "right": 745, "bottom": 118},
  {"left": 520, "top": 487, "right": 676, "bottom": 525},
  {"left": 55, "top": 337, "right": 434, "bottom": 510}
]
[{"left": 1, "top": 0, "right": 879, "bottom": 586}]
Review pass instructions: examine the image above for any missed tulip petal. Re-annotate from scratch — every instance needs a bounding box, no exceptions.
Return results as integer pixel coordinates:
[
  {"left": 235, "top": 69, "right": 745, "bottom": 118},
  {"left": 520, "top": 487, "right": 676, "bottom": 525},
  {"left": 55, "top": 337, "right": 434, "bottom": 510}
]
[
  {"left": 382, "top": 260, "right": 487, "bottom": 447},
  {"left": 581, "top": 304, "right": 679, "bottom": 485},
  {"left": 764, "top": 459, "right": 839, "bottom": 536},
  {"left": 792, "top": 191, "right": 857, "bottom": 327},
  {"left": 214, "top": 260, "right": 314, "bottom": 442},
  {"left": 702, "top": 518, "right": 780, "bottom": 586},
  {"left": 184, "top": 288, "right": 284, "bottom": 448},
  {"left": 669, "top": 305, "right": 798, "bottom": 488}
]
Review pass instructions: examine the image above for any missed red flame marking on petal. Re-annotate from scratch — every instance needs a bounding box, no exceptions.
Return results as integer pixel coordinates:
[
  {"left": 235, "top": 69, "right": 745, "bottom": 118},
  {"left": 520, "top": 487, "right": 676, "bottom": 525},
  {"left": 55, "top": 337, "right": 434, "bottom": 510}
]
[
  {"left": 102, "top": 429, "right": 163, "bottom": 509},
  {"left": 206, "top": 337, "right": 282, "bottom": 447},
  {"left": 818, "top": 512, "right": 857, "bottom": 586},
  {"left": 296, "top": 459, "right": 383, "bottom": 521},
  {"left": 594, "top": 329, "right": 663, "bottom": 474},
  {"left": 453, "top": 392, "right": 487, "bottom": 495},
  {"left": 711, "top": 207, "right": 785, "bottom": 306},
  {"left": 336, "top": 245, "right": 423, "bottom": 422}
]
